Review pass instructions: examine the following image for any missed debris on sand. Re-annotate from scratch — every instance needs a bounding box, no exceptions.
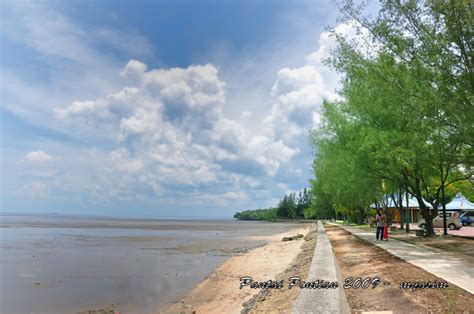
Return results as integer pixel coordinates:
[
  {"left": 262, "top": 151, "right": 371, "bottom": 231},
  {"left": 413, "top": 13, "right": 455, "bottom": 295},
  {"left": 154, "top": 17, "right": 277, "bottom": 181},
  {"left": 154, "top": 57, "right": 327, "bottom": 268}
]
[{"left": 282, "top": 234, "right": 304, "bottom": 242}]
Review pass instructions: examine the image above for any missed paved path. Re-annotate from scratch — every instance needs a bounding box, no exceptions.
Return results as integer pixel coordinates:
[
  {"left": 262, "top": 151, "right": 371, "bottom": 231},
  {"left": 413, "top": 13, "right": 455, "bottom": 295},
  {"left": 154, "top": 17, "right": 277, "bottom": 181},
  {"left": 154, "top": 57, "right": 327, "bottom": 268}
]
[
  {"left": 338, "top": 224, "right": 474, "bottom": 294},
  {"left": 292, "top": 221, "right": 350, "bottom": 314},
  {"left": 392, "top": 223, "right": 474, "bottom": 238},
  {"left": 439, "top": 225, "right": 474, "bottom": 237}
]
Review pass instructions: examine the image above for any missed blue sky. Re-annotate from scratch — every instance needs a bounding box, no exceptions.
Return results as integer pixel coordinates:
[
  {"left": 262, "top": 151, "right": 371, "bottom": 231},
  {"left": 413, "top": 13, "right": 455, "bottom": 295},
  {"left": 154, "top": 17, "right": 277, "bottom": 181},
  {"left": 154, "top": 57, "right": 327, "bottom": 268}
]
[{"left": 1, "top": 0, "right": 367, "bottom": 218}]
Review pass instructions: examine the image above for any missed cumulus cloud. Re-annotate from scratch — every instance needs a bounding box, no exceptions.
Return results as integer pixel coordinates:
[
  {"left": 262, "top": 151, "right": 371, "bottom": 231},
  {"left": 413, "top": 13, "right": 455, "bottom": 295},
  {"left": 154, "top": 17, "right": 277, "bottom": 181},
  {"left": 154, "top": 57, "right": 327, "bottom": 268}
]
[
  {"left": 266, "top": 64, "right": 337, "bottom": 143},
  {"left": 264, "top": 20, "right": 370, "bottom": 149},
  {"left": 120, "top": 60, "right": 148, "bottom": 81},
  {"left": 54, "top": 61, "right": 297, "bottom": 201}
]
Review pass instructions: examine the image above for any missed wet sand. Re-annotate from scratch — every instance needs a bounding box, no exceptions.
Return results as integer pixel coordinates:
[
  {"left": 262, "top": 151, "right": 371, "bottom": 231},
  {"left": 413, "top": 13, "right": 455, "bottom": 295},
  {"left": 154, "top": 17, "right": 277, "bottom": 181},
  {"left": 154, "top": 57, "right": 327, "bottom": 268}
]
[
  {"left": 0, "top": 214, "right": 308, "bottom": 313},
  {"left": 163, "top": 225, "right": 313, "bottom": 313}
]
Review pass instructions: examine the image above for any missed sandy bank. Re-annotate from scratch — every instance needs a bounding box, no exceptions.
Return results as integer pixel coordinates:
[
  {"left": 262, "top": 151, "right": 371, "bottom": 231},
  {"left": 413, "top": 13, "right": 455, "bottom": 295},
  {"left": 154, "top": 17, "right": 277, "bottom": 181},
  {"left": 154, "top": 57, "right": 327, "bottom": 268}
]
[{"left": 162, "top": 225, "right": 312, "bottom": 314}]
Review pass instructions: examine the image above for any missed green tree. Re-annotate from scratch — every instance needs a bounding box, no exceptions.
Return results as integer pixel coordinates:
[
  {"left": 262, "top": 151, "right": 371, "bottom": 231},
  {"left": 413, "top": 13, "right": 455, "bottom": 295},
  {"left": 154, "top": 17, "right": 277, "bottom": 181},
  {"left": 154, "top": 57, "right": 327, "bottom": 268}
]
[
  {"left": 315, "top": 0, "right": 474, "bottom": 235},
  {"left": 234, "top": 208, "right": 278, "bottom": 221},
  {"left": 276, "top": 193, "right": 297, "bottom": 219},
  {"left": 296, "top": 188, "right": 312, "bottom": 218},
  {"left": 309, "top": 105, "right": 384, "bottom": 224},
  {"left": 307, "top": 179, "right": 335, "bottom": 219}
]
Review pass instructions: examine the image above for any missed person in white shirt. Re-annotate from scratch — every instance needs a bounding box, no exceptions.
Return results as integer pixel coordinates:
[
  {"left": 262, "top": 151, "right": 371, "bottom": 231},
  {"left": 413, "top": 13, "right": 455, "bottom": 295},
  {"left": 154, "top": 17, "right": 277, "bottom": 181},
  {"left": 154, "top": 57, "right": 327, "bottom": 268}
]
[{"left": 375, "top": 209, "right": 386, "bottom": 240}]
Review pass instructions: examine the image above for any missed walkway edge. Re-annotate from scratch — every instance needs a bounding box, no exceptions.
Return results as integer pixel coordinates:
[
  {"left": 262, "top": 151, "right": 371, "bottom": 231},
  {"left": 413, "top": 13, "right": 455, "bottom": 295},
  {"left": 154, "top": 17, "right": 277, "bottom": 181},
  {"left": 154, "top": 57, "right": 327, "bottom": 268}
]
[
  {"left": 292, "top": 221, "right": 350, "bottom": 314},
  {"left": 335, "top": 224, "right": 473, "bottom": 294}
]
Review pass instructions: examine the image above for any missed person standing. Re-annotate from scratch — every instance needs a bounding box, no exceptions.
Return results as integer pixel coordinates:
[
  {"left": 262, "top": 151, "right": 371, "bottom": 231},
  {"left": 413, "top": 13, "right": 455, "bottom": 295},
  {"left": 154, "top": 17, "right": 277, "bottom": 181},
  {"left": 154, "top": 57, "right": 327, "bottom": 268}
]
[
  {"left": 383, "top": 222, "right": 389, "bottom": 241},
  {"left": 375, "top": 209, "right": 386, "bottom": 240}
]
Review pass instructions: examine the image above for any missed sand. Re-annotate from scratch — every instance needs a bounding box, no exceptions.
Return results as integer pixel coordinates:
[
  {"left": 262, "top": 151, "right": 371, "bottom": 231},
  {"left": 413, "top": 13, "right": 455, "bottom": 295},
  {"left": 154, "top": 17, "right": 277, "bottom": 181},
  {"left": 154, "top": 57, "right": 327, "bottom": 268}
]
[
  {"left": 162, "top": 225, "right": 312, "bottom": 314},
  {"left": 242, "top": 226, "right": 317, "bottom": 313}
]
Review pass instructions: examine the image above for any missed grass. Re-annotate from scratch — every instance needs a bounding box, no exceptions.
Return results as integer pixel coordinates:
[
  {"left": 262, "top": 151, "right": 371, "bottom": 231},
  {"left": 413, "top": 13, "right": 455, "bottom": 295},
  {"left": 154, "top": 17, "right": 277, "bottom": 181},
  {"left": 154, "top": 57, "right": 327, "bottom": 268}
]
[{"left": 332, "top": 220, "right": 371, "bottom": 228}]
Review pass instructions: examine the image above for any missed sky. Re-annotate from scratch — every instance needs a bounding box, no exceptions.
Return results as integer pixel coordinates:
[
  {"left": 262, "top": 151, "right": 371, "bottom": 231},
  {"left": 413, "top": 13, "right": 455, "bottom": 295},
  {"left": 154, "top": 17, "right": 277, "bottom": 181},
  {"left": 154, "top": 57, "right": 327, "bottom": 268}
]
[{"left": 0, "top": 0, "right": 371, "bottom": 218}]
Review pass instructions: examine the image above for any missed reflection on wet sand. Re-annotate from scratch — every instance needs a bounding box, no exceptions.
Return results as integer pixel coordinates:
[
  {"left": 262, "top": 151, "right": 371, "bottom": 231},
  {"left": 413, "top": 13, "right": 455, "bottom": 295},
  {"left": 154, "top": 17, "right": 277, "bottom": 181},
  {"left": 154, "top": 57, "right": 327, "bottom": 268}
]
[{"left": 0, "top": 214, "right": 304, "bottom": 313}]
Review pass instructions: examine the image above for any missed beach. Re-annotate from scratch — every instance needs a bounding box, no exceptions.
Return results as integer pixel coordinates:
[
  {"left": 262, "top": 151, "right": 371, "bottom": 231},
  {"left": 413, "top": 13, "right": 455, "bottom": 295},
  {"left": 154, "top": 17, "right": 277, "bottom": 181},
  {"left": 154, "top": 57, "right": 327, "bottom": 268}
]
[
  {"left": 163, "top": 224, "right": 314, "bottom": 313},
  {"left": 0, "top": 214, "right": 312, "bottom": 313}
]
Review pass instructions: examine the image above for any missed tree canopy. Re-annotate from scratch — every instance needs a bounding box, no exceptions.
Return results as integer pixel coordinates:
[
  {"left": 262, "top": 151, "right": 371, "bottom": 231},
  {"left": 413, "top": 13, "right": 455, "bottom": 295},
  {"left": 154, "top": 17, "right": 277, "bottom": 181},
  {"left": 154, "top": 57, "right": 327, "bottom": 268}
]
[
  {"left": 234, "top": 188, "right": 313, "bottom": 221},
  {"left": 310, "top": 0, "right": 473, "bottom": 235}
]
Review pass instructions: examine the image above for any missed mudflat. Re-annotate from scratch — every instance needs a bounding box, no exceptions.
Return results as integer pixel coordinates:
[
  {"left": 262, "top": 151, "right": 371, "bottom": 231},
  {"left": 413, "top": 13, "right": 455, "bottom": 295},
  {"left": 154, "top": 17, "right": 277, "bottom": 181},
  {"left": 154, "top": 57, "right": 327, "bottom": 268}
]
[{"left": 0, "top": 214, "right": 307, "bottom": 313}]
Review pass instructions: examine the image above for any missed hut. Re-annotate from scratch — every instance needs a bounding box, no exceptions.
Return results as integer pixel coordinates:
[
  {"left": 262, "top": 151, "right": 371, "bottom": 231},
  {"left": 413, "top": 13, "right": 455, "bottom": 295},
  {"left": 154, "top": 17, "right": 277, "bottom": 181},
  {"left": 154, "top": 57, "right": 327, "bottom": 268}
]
[
  {"left": 444, "top": 193, "right": 474, "bottom": 212},
  {"left": 371, "top": 195, "right": 431, "bottom": 223}
]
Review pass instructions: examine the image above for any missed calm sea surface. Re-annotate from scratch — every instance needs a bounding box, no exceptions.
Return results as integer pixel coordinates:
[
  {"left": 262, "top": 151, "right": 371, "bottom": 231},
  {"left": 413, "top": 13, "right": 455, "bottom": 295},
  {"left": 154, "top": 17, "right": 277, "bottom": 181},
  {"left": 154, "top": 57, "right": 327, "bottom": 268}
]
[{"left": 0, "top": 214, "right": 302, "bottom": 313}]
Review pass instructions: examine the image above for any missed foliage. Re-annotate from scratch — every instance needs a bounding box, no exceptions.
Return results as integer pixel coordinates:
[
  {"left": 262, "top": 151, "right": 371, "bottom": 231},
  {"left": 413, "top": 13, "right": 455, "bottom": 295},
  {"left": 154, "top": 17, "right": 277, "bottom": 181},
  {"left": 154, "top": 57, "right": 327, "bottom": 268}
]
[
  {"left": 234, "top": 189, "right": 313, "bottom": 221},
  {"left": 233, "top": 208, "right": 278, "bottom": 221},
  {"left": 309, "top": 0, "right": 473, "bottom": 234}
]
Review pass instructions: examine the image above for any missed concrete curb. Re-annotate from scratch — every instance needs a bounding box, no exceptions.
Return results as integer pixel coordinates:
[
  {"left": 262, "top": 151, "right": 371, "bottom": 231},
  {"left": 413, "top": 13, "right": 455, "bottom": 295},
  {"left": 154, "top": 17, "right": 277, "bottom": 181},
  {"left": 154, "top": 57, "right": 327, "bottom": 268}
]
[{"left": 292, "top": 221, "right": 350, "bottom": 314}]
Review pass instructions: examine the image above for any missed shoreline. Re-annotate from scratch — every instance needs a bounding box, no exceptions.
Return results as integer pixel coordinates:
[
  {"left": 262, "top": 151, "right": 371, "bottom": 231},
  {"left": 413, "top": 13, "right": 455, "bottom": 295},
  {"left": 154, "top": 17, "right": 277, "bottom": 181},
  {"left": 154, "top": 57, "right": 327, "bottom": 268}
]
[
  {"left": 2, "top": 216, "right": 308, "bottom": 314},
  {"left": 161, "top": 224, "right": 314, "bottom": 313}
]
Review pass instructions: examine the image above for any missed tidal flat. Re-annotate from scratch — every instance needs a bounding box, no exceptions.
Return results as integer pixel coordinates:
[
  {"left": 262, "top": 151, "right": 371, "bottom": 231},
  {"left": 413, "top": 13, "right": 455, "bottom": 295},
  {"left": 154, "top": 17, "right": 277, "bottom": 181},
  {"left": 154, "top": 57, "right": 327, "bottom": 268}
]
[{"left": 0, "top": 214, "right": 304, "bottom": 313}]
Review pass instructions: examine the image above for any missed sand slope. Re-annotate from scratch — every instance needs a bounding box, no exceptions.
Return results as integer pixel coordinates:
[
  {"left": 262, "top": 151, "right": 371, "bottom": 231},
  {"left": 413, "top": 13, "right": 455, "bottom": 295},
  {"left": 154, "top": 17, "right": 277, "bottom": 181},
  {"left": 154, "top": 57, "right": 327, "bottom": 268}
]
[{"left": 163, "top": 226, "right": 311, "bottom": 314}]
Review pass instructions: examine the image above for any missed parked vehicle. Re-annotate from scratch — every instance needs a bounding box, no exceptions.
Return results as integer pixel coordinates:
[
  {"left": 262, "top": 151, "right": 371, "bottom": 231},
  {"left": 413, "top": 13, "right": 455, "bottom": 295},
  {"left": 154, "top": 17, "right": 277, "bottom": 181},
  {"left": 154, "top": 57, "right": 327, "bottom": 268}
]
[
  {"left": 461, "top": 212, "right": 472, "bottom": 226},
  {"left": 418, "top": 212, "right": 462, "bottom": 230}
]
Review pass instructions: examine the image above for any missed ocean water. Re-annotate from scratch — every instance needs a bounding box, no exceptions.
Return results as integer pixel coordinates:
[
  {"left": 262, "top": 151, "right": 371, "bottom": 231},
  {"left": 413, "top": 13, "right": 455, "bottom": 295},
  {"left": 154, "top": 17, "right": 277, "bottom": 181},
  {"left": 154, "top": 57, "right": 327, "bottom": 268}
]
[{"left": 0, "top": 214, "right": 301, "bottom": 313}]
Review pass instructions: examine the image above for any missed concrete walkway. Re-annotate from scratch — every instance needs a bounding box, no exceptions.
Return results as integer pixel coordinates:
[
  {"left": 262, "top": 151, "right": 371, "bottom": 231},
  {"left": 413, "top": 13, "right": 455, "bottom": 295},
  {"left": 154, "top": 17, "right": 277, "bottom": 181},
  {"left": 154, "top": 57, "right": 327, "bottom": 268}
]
[
  {"left": 292, "top": 221, "right": 350, "bottom": 314},
  {"left": 338, "top": 225, "right": 474, "bottom": 294}
]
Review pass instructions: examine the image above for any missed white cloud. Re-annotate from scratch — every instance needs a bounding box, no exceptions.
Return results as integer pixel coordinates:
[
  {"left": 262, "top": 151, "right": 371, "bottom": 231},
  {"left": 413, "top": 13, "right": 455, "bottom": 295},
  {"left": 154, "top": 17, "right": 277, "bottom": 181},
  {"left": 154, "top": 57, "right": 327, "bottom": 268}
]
[
  {"left": 95, "top": 29, "right": 153, "bottom": 58},
  {"left": 121, "top": 60, "right": 148, "bottom": 81},
  {"left": 2, "top": 2, "right": 153, "bottom": 68},
  {"left": 263, "top": 20, "right": 370, "bottom": 149},
  {"left": 307, "top": 19, "right": 377, "bottom": 65},
  {"left": 24, "top": 151, "right": 53, "bottom": 162},
  {"left": 223, "top": 191, "right": 247, "bottom": 201},
  {"left": 264, "top": 65, "right": 334, "bottom": 145},
  {"left": 54, "top": 60, "right": 298, "bottom": 201},
  {"left": 242, "top": 20, "right": 374, "bottom": 198},
  {"left": 21, "top": 181, "right": 51, "bottom": 198}
]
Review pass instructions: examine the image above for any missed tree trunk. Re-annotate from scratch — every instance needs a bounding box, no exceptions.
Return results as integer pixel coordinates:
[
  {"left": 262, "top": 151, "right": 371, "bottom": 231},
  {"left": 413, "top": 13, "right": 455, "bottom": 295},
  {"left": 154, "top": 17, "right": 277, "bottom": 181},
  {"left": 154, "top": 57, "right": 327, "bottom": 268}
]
[
  {"left": 356, "top": 207, "right": 365, "bottom": 224},
  {"left": 405, "top": 192, "right": 410, "bottom": 233},
  {"left": 399, "top": 211, "right": 404, "bottom": 229},
  {"left": 401, "top": 207, "right": 406, "bottom": 230},
  {"left": 398, "top": 191, "right": 404, "bottom": 230},
  {"left": 422, "top": 209, "right": 435, "bottom": 237},
  {"left": 417, "top": 201, "right": 435, "bottom": 236},
  {"left": 413, "top": 177, "right": 435, "bottom": 237}
]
